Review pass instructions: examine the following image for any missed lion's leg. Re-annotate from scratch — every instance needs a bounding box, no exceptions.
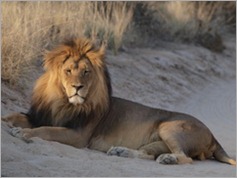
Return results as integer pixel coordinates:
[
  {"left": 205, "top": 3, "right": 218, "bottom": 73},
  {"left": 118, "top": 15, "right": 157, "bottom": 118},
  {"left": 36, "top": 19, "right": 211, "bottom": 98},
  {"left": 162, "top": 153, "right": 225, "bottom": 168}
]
[
  {"left": 156, "top": 136, "right": 193, "bottom": 164},
  {"left": 157, "top": 127, "right": 193, "bottom": 164},
  {"left": 107, "top": 146, "right": 154, "bottom": 159},
  {"left": 157, "top": 117, "right": 217, "bottom": 164},
  {"left": 88, "top": 136, "right": 113, "bottom": 152},
  {"left": 10, "top": 126, "right": 87, "bottom": 148},
  {"left": 138, "top": 141, "right": 170, "bottom": 158},
  {"left": 2, "top": 113, "right": 32, "bottom": 128},
  {"left": 155, "top": 140, "right": 193, "bottom": 164},
  {"left": 107, "top": 141, "right": 170, "bottom": 160}
]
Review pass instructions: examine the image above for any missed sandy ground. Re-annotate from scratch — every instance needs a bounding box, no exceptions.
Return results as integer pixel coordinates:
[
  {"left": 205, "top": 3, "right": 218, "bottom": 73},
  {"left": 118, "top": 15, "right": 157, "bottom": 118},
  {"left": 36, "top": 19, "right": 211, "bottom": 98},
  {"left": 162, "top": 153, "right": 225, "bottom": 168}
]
[{"left": 1, "top": 35, "right": 236, "bottom": 177}]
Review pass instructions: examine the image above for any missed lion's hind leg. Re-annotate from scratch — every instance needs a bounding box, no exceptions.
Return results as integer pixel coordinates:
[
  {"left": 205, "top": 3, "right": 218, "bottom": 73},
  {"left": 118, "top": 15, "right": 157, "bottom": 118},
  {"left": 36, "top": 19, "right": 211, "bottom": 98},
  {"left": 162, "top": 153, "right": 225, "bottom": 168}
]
[
  {"left": 107, "top": 146, "right": 154, "bottom": 160},
  {"left": 139, "top": 141, "right": 188, "bottom": 164},
  {"left": 157, "top": 119, "right": 211, "bottom": 164},
  {"left": 107, "top": 141, "right": 170, "bottom": 160},
  {"left": 2, "top": 113, "right": 31, "bottom": 128},
  {"left": 156, "top": 153, "right": 193, "bottom": 164},
  {"left": 155, "top": 136, "right": 193, "bottom": 164}
]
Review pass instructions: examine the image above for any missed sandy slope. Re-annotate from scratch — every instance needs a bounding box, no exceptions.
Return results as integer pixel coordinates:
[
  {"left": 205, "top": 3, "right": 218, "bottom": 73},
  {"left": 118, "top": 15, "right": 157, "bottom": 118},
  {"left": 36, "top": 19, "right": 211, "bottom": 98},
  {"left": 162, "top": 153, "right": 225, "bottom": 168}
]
[{"left": 1, "top": 35, "right": 236, "bottom": 177}]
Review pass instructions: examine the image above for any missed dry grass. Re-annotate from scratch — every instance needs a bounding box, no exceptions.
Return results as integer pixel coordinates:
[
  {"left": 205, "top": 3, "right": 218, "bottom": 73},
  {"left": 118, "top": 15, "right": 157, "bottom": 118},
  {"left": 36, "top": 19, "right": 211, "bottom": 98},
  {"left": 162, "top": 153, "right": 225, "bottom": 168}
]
[
  {"left": 84, "top": 2, "right": 134, "bottom": 53},
  {"left": 132, "top": 2, "right": 235, "bottom": 46},
  {"left": 155, "top": 2, "right": 235, "bottom": 39},
  {"left": 1, "top": 1, "right": 235, "bottom": 86},
  {"left": 1, "top": 2, "right": 134, "bottom": 86}
]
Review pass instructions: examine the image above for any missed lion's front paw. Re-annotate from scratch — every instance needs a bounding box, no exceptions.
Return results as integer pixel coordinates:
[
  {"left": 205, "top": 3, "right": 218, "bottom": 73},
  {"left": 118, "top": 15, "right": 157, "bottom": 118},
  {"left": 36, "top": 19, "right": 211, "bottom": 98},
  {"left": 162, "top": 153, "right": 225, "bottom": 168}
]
[
  {"left": 156, "top": 154, "right": 178, "bottom": 164},
  {"left": 107, "top": 146, "right": 135, "bottom": 158},
  {"left": 2, "top": 116, "right": 14, "bottom": 128},
  {"left": 10, "top": 127, "right": 33, "bottom": 143}
]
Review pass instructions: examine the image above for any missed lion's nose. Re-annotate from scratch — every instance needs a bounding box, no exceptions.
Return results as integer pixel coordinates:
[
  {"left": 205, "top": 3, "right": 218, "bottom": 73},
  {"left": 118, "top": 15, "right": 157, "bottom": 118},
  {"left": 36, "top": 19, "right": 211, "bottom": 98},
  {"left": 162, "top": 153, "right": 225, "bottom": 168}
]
[{"left": 72, "top": 84, "right": 84, "bottom": 91}]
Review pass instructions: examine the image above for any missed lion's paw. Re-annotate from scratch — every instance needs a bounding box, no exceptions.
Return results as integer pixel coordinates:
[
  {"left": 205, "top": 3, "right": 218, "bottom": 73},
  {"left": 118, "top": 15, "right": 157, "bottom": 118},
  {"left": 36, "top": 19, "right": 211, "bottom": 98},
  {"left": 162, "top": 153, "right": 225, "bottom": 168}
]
[
  {"left": 10, "top": 127, "right": 33, "bottom": 143},
  {"left": 2, "top": 117, "right": 14, "bottom": 128},
  {"left": 156, "top": 154, "right": 178, "bottom": 164},
  {"left": 107, "top": 146, "right": 134, "bottom": 158},
  {"left": 10, "top": 127, "right": 22, "bottom": 137}
]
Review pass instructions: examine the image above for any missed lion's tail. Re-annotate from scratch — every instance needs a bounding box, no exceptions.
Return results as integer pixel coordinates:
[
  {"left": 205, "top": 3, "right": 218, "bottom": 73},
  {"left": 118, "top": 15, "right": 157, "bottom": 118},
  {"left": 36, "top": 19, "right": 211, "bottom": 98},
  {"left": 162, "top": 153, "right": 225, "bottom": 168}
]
[{"left": 213, "top": 138, "right": 236, "bottom": 166}]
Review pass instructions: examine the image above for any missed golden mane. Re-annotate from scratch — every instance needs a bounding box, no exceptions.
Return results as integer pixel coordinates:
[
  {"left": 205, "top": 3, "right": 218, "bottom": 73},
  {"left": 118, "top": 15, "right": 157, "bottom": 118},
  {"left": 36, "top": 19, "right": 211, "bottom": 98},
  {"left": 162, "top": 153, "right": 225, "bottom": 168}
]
[{"left": 27, "top": 38, "right": 112, "bottom": 128}]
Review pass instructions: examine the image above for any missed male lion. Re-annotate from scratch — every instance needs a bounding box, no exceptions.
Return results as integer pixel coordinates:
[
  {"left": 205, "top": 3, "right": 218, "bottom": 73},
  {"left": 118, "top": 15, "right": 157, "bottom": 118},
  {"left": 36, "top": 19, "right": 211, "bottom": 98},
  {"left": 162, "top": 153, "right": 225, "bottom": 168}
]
[{"left": 2, "top": 38, "right": 236, "bottom": 165}]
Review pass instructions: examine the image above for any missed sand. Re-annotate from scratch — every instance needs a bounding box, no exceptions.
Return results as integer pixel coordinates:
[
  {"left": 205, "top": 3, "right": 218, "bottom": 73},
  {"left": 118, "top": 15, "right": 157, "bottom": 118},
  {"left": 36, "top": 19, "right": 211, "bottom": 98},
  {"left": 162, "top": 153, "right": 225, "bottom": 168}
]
[{"left": 1, "top": 35, "right": 236, "bottom": 177}]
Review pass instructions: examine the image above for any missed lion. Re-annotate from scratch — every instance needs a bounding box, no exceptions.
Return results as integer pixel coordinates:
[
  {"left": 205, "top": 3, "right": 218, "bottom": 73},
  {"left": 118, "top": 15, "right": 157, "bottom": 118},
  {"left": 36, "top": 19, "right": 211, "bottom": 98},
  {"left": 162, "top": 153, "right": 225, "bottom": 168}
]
[{"left": 2, "top": 38, "right": 236, "bottom": 165}]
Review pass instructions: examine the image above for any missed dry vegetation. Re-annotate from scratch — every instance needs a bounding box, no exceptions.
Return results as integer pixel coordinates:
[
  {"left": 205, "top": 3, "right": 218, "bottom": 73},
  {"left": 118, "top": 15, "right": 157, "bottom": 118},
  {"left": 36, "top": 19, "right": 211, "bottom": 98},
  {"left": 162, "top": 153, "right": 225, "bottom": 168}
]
[
  {"left": 1, "top": 1, "right": 235, "bottom": 86},
  {"left": 132, "top": 2, "right": 235, "bottom": 47},
  {"left": 1, "top": 2, "right": 134, "bottom": 85}
]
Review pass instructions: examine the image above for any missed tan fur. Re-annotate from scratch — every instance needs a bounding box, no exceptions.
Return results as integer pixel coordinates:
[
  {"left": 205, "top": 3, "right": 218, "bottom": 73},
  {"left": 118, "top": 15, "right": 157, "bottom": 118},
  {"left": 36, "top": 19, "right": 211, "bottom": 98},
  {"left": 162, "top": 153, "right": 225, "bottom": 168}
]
[{"left": 2, "top": 38, "right": 236, "bottom": 166}]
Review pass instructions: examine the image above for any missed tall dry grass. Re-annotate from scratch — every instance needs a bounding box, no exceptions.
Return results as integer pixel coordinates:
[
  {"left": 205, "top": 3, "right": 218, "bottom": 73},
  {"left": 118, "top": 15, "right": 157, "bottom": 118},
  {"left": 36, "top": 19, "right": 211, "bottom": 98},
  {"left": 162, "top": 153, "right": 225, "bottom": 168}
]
[
  {"left": 1, "top": 2, "right": 134, "bottom": 86},
  {"left": 1, "top": 1, "right": 235, "bottom": 86},
  {"left": 132, "top": 2, "right": 235, "bottom": 47},
  {"left": 154, "top": 2, "right": 234, "bottom": 38}
]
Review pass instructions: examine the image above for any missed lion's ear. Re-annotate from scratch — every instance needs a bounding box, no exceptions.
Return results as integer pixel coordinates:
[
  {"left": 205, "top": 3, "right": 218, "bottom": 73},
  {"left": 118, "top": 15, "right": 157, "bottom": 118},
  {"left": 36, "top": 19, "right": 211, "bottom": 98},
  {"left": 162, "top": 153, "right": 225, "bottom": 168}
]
[
  {"left": 99, "top": 41, "right": 106, "bottom": 57},
  {"left": 87, "top": 42, "right": 106, "bottom": 68},
  {"left": 43, "top": 47, "right": 69, "bottom": 70}
]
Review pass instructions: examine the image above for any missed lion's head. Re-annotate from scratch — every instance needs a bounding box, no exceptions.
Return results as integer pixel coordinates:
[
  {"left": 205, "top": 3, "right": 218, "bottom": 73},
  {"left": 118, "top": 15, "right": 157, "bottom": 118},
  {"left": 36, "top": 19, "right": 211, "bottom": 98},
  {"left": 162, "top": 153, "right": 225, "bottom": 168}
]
[{"left": 28, "top": 38, "right": 112, "bottom": 128}]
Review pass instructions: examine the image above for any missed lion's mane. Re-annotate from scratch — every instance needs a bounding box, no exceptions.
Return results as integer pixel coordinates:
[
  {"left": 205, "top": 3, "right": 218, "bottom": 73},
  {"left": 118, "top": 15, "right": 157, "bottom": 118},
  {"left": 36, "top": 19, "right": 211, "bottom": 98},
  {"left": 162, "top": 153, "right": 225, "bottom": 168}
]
[{"left": 26, "top": 38, "right": 112, "bottom": 129}]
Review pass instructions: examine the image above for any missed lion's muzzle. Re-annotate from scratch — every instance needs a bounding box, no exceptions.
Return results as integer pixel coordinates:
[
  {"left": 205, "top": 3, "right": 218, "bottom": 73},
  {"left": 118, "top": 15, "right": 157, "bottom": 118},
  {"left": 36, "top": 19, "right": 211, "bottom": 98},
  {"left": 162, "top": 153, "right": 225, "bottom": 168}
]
[
  {"left": 69, "top": 95, "right": 85, "bottom": 105},
  {"left": 68, "top": 84, "right": 87, "bottom": 105}
]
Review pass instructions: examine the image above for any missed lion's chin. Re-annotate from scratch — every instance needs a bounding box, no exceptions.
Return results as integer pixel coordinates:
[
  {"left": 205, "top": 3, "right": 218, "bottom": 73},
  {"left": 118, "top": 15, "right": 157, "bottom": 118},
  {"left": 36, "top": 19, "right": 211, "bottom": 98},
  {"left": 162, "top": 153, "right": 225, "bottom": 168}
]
[{"left": 69, "top": 96, "right": 85, "bottom": 105}]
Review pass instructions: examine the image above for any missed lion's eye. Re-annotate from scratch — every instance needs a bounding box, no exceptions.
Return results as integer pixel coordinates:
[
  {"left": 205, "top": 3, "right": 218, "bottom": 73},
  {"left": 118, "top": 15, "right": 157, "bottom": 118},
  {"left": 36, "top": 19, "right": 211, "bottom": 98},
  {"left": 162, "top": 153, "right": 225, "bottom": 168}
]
[
  {"left": 66, "top": 69, "right": 71, "bottom": 75},
  {"left": 83, "top": 70, "right": 90, "bottom": 76}
]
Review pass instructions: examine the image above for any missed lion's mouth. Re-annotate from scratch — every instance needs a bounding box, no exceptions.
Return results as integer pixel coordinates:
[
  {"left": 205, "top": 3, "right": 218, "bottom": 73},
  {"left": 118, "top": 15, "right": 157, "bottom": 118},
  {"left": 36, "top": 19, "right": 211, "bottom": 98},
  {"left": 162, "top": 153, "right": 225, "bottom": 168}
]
[{"left": 68, "top": 94, "right": 85, "bottom": 105}]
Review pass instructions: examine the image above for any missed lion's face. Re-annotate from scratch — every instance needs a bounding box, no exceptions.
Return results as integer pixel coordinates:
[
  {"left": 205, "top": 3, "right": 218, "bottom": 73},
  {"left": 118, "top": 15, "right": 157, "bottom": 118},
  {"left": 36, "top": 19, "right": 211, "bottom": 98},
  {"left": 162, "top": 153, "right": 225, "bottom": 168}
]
[
  {"left": 31, "top": 38, "right": 111, "bottom": 128},
  {"left": 61, "top": 56, "right": 95, "bottom": 105},
  {"left": 40, "top": 38, "right": 109, "bottom": 110}
]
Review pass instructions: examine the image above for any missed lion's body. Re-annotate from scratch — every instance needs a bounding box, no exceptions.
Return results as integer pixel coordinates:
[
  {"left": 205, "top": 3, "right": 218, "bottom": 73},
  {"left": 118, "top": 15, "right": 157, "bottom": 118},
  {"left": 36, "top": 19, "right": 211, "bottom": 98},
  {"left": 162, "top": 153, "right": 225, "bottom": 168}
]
[
  {"left": 2, "top": 38, "right": 236, "bottom": 165},
  {"left": 89, "top": 97, "right": 217, "bottom": 160}
]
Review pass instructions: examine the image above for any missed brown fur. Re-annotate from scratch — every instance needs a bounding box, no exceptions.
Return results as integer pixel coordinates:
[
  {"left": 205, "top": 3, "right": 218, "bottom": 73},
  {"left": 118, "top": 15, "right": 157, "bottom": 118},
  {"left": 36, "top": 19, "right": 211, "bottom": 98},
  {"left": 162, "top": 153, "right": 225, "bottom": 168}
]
[{"left": 2, "top": 38, "right": 236, "bottom": 166}]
